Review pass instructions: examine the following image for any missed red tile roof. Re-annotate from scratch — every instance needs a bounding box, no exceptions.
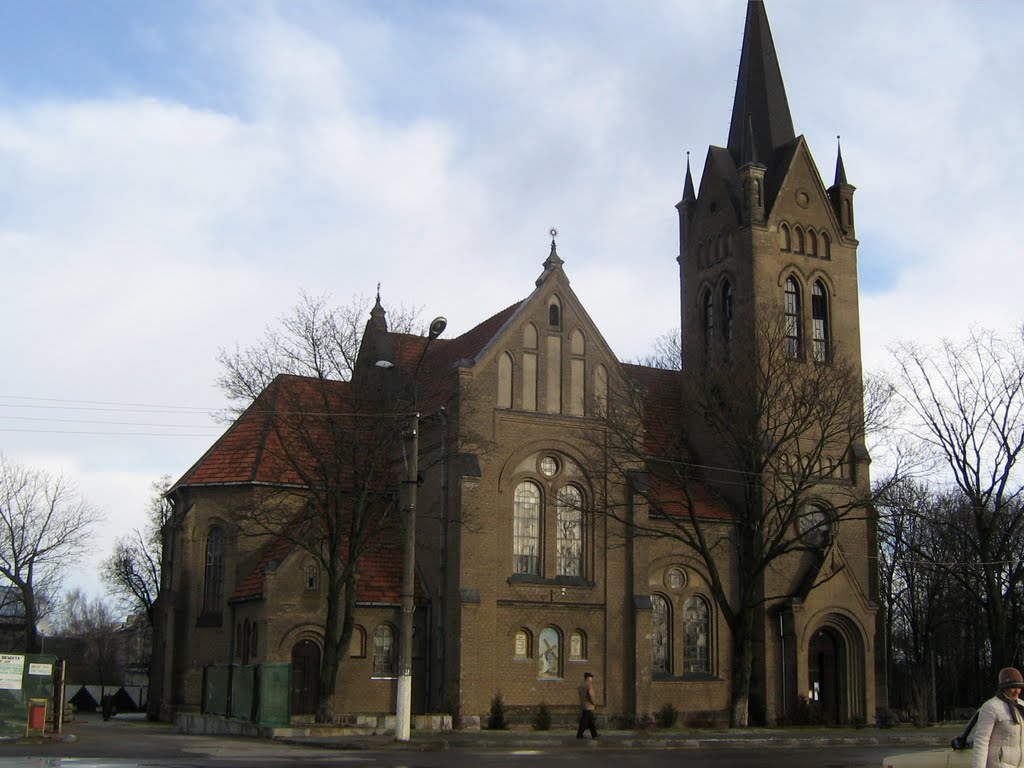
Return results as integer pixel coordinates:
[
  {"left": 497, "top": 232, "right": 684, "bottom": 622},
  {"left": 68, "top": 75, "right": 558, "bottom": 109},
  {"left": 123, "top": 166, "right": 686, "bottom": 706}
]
[
  {"left": 173, "top": 374, "right": 373, "bottom": 489},
  {"left": 229, "top": 519, "right": 424, "bottom": 605},
  {"left": 622, "top": 364, "right": 732, "bottom": 522}
]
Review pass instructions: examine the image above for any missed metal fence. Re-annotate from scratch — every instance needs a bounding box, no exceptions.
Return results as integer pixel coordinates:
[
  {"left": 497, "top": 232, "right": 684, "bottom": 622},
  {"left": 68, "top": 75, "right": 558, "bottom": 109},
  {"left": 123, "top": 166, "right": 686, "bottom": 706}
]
[{"left": 202, "top": 663, "right": 290, "bottom": 727}]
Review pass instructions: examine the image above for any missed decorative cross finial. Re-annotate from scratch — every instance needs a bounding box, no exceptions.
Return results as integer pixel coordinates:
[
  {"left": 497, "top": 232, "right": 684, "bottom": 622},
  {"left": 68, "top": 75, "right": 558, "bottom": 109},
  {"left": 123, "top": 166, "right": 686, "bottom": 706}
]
[{"left": 376, "top": 282, "right": 381, "bottom": 303}]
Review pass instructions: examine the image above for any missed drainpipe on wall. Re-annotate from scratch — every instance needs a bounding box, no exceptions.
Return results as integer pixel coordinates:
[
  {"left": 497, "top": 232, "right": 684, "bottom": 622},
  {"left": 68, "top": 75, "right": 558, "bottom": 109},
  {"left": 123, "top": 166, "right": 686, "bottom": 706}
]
[{"left": 779, "top": 611, "right": 787, "bottom": 718}]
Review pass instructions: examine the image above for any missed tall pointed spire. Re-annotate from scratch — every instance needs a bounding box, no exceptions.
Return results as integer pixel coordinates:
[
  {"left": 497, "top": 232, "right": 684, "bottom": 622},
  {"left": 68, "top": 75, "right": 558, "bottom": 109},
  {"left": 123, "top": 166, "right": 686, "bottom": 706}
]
[{"left": 726, "top": 0, "right": 795, "bottom": 168}]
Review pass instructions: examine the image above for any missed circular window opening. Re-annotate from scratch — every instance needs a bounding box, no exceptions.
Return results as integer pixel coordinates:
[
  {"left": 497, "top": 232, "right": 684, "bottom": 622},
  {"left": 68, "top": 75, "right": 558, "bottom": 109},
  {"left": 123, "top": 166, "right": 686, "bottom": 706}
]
[
  {"left": 665, "top": 567, "right": 687, "bottom": 591},
  {"left": 539, "top": 456, "right": 559, "bottom": 477}
]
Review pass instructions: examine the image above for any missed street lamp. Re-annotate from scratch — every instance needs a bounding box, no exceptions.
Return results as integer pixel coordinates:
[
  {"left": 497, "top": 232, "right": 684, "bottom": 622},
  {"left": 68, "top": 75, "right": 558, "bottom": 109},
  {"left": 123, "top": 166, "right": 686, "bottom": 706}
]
[{"left": 393, "top": 315, "right": 446, "bottom": 742}]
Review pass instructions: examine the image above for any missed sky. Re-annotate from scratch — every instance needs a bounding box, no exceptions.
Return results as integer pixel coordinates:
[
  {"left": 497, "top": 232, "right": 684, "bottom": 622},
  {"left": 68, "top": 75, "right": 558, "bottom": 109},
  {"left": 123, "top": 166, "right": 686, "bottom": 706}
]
[{"left": 2, "top": 0, "right": 1022, "bottom": 608}]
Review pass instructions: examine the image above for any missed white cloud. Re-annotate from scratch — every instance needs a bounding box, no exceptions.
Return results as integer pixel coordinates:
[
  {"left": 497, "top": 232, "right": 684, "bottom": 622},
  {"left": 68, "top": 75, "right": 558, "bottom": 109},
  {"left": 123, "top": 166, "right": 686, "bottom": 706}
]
[{"left": 1, "top": 0, "right": 1022, "bottom": 603}]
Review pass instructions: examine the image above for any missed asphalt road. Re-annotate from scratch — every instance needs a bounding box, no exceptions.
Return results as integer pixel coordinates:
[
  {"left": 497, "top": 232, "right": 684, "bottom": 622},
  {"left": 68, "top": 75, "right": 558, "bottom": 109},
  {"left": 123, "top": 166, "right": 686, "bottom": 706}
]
[{"left": 0, "top": 715, "right": 930, "bottom": 768}]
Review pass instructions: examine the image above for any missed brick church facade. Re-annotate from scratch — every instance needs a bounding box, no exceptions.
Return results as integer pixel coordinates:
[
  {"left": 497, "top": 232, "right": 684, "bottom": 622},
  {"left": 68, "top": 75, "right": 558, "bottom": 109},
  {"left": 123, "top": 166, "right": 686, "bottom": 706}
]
[{"left": 153, "top": 0, "right": 883, "bottom": 727}]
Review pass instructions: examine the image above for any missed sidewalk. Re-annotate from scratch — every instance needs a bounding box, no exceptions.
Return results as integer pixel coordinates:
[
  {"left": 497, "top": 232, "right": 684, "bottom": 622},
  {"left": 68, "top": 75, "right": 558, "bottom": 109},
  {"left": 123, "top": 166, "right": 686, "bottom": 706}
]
[{"left": 272, "top": 723, "right": 964, "bottom": 752}]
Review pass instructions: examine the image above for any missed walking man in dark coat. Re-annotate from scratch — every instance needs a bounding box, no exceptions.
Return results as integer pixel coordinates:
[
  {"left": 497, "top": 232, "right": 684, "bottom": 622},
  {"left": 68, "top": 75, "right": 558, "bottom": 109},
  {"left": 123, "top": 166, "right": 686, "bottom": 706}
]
[{"left": 576, "top": 671, "right": 598, "bottom": 739}]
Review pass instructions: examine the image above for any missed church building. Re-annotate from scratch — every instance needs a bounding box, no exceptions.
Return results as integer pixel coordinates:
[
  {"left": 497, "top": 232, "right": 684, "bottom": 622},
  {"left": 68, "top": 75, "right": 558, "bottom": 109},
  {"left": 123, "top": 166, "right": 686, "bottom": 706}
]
[{"left": 153, "top": 0, "right": 882, "bottom": 727}]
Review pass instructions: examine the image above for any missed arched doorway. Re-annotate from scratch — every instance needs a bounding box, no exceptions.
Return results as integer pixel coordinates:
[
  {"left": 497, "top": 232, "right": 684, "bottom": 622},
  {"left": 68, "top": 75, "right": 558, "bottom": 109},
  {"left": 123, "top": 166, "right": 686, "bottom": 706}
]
[
  {"left": 808, "top": 628, "right": 840, "bottom": 723},
  {"left": 291, "top": 640, "right": 320, "bottom": 717}
]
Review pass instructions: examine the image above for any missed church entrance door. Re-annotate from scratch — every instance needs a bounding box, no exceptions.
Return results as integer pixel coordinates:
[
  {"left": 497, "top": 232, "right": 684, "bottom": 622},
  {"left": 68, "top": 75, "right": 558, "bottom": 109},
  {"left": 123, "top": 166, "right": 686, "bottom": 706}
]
[
  {"left": 808, "top": 628, "right": 841, "bottom": 723},
  {"left": 291, "top": 639, "right": 321, "bottom": 716}
]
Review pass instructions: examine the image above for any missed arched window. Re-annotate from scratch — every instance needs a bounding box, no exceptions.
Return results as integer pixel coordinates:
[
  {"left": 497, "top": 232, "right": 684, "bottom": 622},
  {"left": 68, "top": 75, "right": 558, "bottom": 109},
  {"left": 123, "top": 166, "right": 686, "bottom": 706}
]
[
  {"left": 811, "top": 281, "right": 830, "bottom": 362},
  {"left": 651, "top": 594, "right": 671, "bottom": 675},
  {"left": 538, "top": 626, "right": 561, "bottom": 679},
  {"left": 721, "top": 281, "right": 733, "bottom": 360},
  {"left": 683, "top": 595, "right": 711, "bottom": 674},
  {"left": 784, "top": 277, "right": 802, "bottom": 359},
  {"left": 373, "top": 624, "right": 396, "bottom": 677},
  {"left": 807, "top": 230, "right": 818, "bottom": 257},
  {"left": 556, "top": 485, "right": 584, "bottom": 577},
  {"left": 513, "top": 482, "right": 541, "bottom": 575},
  {"left": 305, "top": 564, "right": 319, "bottom": 591},
  {"left": 794, "top": 226, "right": 805, "bottom": 254},
  {"left": 702, "top": 289, "right": 714, "bottom": 364},
  {"left": 821, "top": 232, "right": 831, "bottom": 260},
  {"left": 779, "top": 223, "right": 791, "bottom": 252},
  {"left": 548, "top": 298, "right": 561, "bottom": 327},
  {"left": 203, "top": 526, "right": 225, "bottom": 616}
]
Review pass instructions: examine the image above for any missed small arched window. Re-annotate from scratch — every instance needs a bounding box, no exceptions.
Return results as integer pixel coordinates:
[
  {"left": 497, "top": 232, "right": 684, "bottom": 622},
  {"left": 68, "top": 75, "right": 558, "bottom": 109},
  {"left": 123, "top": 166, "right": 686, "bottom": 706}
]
[
  {"left": 513, "top": 482, "right": 541, "bottom": 576},
  {"left": 784, "top": 277, "right": 802, "bottom": 359},
  {"left": 821, "top": 232, "right": 832, "bottom": 260},
  {"left": 548, "top": 298, "right": 561, "bottom": 327},
  {"left": 811, "top": 281, "right": 830, "bottom": 362},
  {"left": 807, "top": 230, "right": 818, "bottom": 257},
  {"left": 652, "top": 594, "right": 671, "bottom": 675},
  {"left": 683, "top": 595, "right": 711, "bottom": 674},
  {"left": 794, "top": 226, "right": 805, "bottom": 254},
  {"left": 373, "top": 624, "right": 396, "bottom": 677},
  {"left": 203, "top": 526, "right": 225, "bottom": 616},
  {"left": 305, "top": 564, "right": 319, "bottom": 591}
]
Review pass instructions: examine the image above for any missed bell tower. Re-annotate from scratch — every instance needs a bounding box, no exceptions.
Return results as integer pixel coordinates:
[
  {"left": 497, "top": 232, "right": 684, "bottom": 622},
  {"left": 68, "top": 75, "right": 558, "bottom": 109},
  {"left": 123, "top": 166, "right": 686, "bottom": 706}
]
[{"left": 678, "top": 0, "right": 862, "bottom": 379}]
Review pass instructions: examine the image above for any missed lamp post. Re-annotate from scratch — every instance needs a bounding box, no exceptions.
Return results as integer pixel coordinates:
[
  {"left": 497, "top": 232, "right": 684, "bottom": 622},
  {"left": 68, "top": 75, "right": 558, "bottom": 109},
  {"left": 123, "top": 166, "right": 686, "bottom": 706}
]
[{"left": 394, "top": 315, "right": 446, "bottom": 742}]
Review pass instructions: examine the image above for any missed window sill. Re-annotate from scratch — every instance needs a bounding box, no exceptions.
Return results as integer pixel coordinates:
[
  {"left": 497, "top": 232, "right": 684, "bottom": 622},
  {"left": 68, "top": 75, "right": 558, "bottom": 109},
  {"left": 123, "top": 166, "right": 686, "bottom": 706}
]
[{"left": 507, "top": 574, "right": 594, "bottom": 588}]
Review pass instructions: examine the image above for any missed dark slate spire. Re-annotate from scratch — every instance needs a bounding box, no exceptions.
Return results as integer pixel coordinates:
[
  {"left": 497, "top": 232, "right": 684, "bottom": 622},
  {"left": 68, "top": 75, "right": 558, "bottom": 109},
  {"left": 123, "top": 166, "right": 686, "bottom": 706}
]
[
  {"left": 369, "top": 283, "right": 388, "bottom": 332},
  {"left": 726, "top": 0, "right": 795, "bottom": 168},
  {"left": 740, "top": 112, "right": 762, "bottom": 168},
  {"left": 681, "top": 151, "right": 696, "bottom": 204},
  {"left": 834, "top": 135, "right": 848, "bottom": 185}
]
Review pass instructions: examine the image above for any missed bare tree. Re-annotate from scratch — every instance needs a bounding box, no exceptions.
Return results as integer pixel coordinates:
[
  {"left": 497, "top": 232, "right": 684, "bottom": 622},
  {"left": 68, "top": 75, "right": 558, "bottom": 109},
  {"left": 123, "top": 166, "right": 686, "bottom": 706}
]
[
  {"left": 0, "top": 455, "right": 100, "bottom": 652},
  {"left": 102, "top": 476, "right": 170, "bottom": 627},
  {"left": 212, "top": 292, "right": 427, "bottom": 722},
  {"left": 56, "top": 588, "right": 122, "bottom": 686},
  {"left": 631, "top": 327, "right": 682, "bottom": 370},
  {"left": 583, "top": 310, "right": 891, "bottom": 726},
  {"left": 217, "top": 291, "right": 420, "bottom": 409},
  {"left": 890, "top": 324, "right": 1024, "bottom": 672}
]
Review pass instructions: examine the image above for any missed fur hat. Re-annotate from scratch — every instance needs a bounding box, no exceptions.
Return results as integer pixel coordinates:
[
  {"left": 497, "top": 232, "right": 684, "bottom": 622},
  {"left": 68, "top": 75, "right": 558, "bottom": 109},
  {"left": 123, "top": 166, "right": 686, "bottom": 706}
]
[{"left": 998, "top": 667, "right": 1024, "bottom": 688}]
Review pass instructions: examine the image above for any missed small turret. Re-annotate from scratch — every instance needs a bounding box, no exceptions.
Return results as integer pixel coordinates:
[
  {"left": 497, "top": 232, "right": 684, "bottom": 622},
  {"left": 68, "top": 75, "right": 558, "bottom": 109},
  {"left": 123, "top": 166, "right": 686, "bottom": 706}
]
[
  {"left": 738, "top": 114, "right": 767, "bottom": 226},
  {"left": 827, "top": 136, "right": 857, "bottom": 239},
  {"left": 676, "top": 152, "right": 697, "bottom": 256}
]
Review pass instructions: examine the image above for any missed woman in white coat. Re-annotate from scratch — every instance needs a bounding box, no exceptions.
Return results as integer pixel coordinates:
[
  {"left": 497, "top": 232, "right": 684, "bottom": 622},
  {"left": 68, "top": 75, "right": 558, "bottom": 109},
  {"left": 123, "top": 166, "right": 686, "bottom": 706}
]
[{"left": 973, "top": 667, "right": 1024, "bottom": 768}]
